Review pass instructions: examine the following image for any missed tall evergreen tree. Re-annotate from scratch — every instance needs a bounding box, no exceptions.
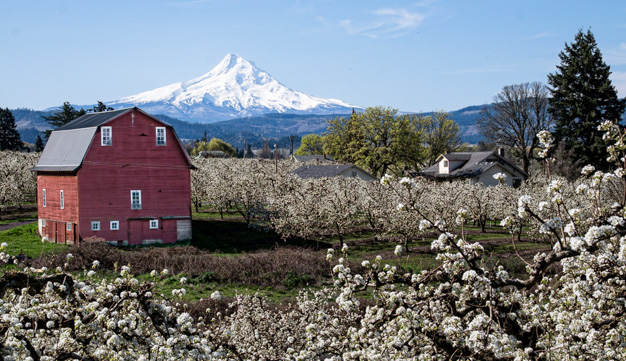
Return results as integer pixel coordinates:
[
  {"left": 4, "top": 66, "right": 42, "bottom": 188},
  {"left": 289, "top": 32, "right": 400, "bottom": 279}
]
[
  {"left": 34, "top": 134, "right": 45, "bottom": 152},
  {"left": 548, "top": 29, "right": 626, "bottom": 169},
  {"left": 42, "top": 102, "right": 86, "bottom": 139},
  {"left": 90, "top": 101, "right": 114, "bottom": 113},
  {"left": 0, "top": 108, "right": 23, "bottom": 151}
]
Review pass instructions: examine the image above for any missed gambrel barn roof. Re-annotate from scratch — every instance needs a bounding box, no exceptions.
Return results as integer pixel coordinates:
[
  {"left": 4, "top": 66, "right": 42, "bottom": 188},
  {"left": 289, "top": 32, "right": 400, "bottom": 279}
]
[{"left": 33, "top": 107, "right": 193, "bottom": 172}]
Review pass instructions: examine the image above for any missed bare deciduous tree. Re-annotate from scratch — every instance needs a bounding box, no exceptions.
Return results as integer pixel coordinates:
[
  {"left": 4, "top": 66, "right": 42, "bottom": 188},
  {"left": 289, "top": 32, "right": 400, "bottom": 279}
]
[{"left": 477, "top": 82, "right": 553, "bottom": 175}]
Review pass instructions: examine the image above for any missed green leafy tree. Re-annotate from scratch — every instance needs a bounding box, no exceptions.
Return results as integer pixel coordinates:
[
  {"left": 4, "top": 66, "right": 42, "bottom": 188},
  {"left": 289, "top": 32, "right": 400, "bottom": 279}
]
[
  {"left": 421, "top": 111, "right": 462, "bottom": 167},
  {"left": 323, "top": 109, "right": 366, "bottom": 165},
  {"left": 34, "top": 134, "right": 45, "bottom": 152},
  {"left": 548, "top": 29, "right": 626, "bottom": 170},
  {"left": 295, "top": 134, "right": 324, "bottom": 155},
  {"left": 323, "top": 106, "right": 426, "bottom": 177},
  {"left": 42, "top": 102, "right": 86, "bottom": 139},
  {"left": 0, "top": 108, "right": 22, "bottom": 151},
  {"left": 191, "top": 137, "right": 237, "bottom": 157},
  {"left": 477, "top": 82, "right": 553, "bottom": 174}
]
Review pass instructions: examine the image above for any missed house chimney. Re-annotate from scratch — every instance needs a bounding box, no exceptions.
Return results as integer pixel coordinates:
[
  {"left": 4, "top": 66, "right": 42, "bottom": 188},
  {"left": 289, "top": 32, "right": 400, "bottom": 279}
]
[{"left": 497, "top": 147, "right": 504, "bottom": 157}]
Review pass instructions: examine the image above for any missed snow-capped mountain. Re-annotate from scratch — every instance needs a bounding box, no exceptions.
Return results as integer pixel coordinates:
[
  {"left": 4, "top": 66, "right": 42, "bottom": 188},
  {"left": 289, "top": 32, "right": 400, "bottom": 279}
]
[{"left": 108, "top": 54, "right": 359, "bottom": 122}]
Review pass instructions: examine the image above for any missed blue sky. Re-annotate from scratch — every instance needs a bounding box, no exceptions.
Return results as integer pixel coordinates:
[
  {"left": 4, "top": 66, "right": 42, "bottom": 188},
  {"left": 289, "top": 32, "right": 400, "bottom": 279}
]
[{"left": 2, "top": 0, "right": 625, "bottom": 113}]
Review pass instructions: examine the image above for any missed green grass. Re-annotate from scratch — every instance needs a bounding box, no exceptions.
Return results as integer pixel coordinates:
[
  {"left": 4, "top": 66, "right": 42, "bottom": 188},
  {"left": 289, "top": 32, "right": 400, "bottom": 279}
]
[
  {"left": 0, "top": 217, "right": 36, "bottom": 225},
  {"left": 0, "top": 223, "right": 68, "bottom": 258}
]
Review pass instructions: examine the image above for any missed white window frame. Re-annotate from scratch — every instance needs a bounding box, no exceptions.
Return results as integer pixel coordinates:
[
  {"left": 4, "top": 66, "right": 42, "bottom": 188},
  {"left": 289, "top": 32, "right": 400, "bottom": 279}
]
[
  {"left": 91, "top": 221, "right": 100, "bottom": 231},
  {"left": 110, "top": 220, "right": 119, "bottom": 230},
  {"left": 131, "top": 190, "right": 142, "bottom": 210},
  {"left": 156, "top": 127, "right": 166, "bottom": 146},
  {"left": 42, "top": 189, "right": 46, "bottom": 207},
  {"left": 60, "top": 190, "right": 64, "bottom": 209},
  {"left": 101, "top": 126, "right": 112, "bottom": 146},
  {"left": 42, "top": 219, "right": 46, "bottom": 227},
  {"left": 149, "top": 219, "right": 159, "bottom": 229},
  {"left": 66, "top": 223, "right": 72, "bottom": 231}
]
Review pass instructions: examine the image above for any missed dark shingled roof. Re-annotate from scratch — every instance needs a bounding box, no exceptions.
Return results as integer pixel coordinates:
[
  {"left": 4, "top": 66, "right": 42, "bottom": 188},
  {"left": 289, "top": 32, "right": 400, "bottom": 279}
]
[
  {"left": 56, "top": 108, "right": 133, "bottom": 131},
  {"left": 291, "top": 164, "right": 359, "bottom": 179},
  {"left": 33, "top": 107, "right": 192, "bottom": 172},
  {"left": 420, "top": 151, "right": 527, "bottom": 180},
  {"left": 292, "top": 155, "right": 335, "bottom": 163}
]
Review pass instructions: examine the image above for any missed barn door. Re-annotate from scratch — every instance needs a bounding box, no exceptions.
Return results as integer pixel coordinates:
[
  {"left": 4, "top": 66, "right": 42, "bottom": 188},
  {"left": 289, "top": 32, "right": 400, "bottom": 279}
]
[
  {"left": 129, "top": 220, "right": 143, "bottom": 245},
  {"left": 56, "top": 222, "right": 66, "bottom": 244},
  {"left": 48, "top": 221, "right": 56, "bottom": 243}
]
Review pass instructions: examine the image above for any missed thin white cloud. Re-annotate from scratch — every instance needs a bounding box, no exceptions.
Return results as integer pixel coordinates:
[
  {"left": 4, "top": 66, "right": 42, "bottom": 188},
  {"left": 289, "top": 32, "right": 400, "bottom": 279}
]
[
  {"left": 340, "top": 7, "right": 425, "bottom": 38},
  {"left": 524, "top": 31, "right": 557, "bottom": 40}
]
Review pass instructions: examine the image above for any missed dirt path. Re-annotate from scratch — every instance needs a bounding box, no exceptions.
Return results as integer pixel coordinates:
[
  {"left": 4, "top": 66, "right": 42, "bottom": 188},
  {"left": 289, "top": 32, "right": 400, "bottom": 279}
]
[{"left": 0, "top": 219, "right": 36, "bottom": 232}]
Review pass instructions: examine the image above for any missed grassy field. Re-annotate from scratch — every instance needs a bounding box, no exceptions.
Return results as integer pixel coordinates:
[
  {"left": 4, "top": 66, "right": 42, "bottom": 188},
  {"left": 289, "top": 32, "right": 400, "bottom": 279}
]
[{"left": 0, "top": 208, "right": 551, "bottom": 303}]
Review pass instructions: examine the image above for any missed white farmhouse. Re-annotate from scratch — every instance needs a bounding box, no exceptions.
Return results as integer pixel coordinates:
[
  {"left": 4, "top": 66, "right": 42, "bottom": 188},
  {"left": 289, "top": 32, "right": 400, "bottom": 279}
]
[{"left": 419, "top": 150, "right": 527, "bottom": 187}]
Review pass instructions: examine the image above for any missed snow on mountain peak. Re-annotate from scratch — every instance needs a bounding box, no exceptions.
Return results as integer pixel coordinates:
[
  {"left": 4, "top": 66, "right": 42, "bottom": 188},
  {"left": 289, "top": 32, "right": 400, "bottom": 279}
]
[{"left": 109, "top": 54, "right": 358, "bottom": 122}]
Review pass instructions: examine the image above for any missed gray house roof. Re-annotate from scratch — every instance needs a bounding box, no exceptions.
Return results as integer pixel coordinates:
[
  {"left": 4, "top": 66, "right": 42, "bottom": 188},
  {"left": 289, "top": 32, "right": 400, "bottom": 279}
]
[
  {"left": 420, "top": 151, "right": 527, "bottom": 180},
  {"left": 292, "top": 154, "right": 335, "bottom": 163},
  {"left": 33, "top": 107, "right": 190, "bottom": 172},
  {"left": 290, "top": 164, "right": 373, "bottom": 180}
]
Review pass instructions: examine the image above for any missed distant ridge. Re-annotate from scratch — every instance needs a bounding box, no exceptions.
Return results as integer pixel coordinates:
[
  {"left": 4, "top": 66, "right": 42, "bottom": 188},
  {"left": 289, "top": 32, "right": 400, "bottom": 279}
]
[
  {"left": 13, "top": 105, "right": 489, "bottom": 145},
  {"left": 107, "top": 54, "right": 360, "bottom": 123}
]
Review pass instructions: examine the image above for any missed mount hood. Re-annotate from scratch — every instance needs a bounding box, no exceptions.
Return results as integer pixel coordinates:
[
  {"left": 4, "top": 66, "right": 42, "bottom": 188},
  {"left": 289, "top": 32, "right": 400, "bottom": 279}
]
[{"left": 107, "top": 54, "right": 359, "bottom": 122}]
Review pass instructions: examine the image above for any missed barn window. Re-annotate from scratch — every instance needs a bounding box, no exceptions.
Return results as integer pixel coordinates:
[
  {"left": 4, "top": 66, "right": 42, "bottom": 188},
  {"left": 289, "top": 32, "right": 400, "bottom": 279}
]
[
  {"left": 101, "top": 126, "right": 112, "bottom": 146},
  {"left": 66, "top": 223, "right": 72, "bottom": 231},
  {"left": 91, "top": 221, "right": 100, "bottom": 231},
  {"left": 60, "top": 190, "right": 64, "bottom": 209},
  {"left": 42, "top": 189, "right": 46, "bottom": 207},
  {"left": 149, "top": 219, "right": 158, "bottom": 229},
  {"left": 42, "top": 219, "right": 46, "bottom": 227},
  {"left": 443, "top": 160, "right": 449, "bottom": 167},
  {"left": 110, "top": 221, "right": 119, "bottom": 230},
  {"left": 131, "top": 190, "right": 142, "bottom": 209},
  {"left": 156, "top": 127, "right": 166, "bottom": 146}
]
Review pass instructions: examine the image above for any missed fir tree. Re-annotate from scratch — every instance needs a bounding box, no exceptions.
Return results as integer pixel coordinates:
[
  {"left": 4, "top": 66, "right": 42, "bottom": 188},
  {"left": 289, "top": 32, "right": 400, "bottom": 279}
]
[
  {"left": 548, "top": 29, "right": 626, "bottom": 169},
  {"left": 0, "top": 108, "right": 23, "bottom": 151},
  {"left": 42, "top": 102, "right": 86, "bottom": 139},
  {"left": 34, "top": 134, "right": 45, "bottom": 152},
  {"left": 90, "top": 101, "right": 114, "bottom": 113}
]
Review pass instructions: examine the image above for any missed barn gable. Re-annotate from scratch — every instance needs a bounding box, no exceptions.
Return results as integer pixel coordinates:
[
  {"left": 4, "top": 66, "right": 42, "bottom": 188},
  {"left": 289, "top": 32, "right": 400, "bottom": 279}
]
[
  {"left": 32, "top": 107, "right": 193, "bottom": 172},
  {"left": 34, "top": 107, "right": 193, "bottom": 246}
]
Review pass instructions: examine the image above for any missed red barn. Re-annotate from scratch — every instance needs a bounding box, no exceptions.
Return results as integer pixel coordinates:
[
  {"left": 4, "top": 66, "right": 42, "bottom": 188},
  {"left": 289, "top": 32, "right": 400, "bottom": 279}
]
[{"left": 32, "top": 107, "right": 194, "bottom": 245}]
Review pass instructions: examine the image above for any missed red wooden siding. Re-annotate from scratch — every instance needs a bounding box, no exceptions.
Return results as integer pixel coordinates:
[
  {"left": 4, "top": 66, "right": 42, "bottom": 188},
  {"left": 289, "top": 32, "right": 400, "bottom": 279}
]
[
  {"left": 36, "top": 109, "right": 192, "bottom": 245},
  {"left": 77, "top": 110, "right": 191, "bottom": 244},
  {"left": 37, "top": 173, "right": 79, "bottom": 243}
]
